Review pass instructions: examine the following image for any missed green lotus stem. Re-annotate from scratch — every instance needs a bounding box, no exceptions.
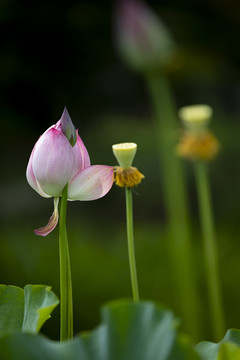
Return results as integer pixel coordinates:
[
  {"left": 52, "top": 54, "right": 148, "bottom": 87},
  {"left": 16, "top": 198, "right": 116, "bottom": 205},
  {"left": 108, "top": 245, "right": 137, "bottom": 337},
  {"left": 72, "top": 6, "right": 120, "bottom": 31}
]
[
  {"left": 145, "top": 71, "right": 200, "bottom": 339},
  {"left": 125, "top": 187, "right": 139, "bottom": 302},
  {"left": 59, "top": 184, "right": 73, "bottom": 341},
  {"left": 194, "top": 161, "right": 225, "bottom": 341}
]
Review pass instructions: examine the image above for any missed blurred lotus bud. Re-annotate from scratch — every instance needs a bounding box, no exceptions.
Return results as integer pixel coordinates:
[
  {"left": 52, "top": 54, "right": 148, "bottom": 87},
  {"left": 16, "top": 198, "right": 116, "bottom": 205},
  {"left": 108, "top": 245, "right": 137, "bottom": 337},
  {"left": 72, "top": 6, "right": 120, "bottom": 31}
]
[
  {"left": 60, "top": 107, "right": 77, "bottom": 146},
  {"left": 178, "top": 105, "right": 213, "bottom": 134},
  {"left": 112, "top": 142, "right": 137, "bottom": 168},
  {"left": 115, "top": 0, "right": 176, "bottom": 73}
]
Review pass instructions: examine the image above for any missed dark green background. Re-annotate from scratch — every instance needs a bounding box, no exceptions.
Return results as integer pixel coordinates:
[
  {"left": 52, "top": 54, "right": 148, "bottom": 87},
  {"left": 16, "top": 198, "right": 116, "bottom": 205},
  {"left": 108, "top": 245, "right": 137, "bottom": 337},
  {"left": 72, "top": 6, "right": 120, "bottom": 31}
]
[{"left": 1, "top": 0, "right": 240, "bottom": 342}]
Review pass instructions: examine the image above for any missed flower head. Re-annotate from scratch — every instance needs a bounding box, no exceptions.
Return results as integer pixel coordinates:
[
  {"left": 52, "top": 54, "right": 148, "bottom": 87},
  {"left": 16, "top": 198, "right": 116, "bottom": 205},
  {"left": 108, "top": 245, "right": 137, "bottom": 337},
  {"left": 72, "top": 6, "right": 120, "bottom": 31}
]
[
  {"left": 115, "top": 0, "right": 175, "bottom": 73},
  {"left": 112, "top": 142, "right": 144, "bottom": 188},
  {"left": 27, "top": 108, "right": 114, "bottom": 235},
  {"left": 176, "top": 104, "right": 220, "bottom": 161}
]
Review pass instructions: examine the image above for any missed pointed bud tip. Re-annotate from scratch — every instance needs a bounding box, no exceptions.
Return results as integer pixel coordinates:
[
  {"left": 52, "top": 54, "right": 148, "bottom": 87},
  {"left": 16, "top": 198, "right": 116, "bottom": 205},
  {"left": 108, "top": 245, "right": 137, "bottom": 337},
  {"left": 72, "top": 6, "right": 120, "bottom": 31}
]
[{"left": 60, "top": 107, "right": 77, "bottom": 147}]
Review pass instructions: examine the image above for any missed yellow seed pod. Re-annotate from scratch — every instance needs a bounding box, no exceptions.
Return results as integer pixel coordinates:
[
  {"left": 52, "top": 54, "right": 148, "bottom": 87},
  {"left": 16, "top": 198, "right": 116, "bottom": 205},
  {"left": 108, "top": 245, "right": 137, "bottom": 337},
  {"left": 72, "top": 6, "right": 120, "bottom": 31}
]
[
  {"left": 112, "top": 142, "right": 137, "bottom": 169},
  {"left": 178, "top": 104, "right": 213, "bottom": 134}
]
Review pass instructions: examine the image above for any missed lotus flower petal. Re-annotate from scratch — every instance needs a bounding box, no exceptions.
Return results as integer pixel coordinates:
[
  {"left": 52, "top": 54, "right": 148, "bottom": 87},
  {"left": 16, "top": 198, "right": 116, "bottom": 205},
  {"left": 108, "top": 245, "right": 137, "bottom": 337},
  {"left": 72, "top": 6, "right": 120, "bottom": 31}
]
[
  {"left": 68, "top": 165, "right": 114, "bottom": 201},
  {"left": 34, "top": 198, "right": 59, "bottom": 236},
  {"left": 32, "top": 128, "right": 75, "bottom": 197},
  {"left": 26, "top": 144, "right": 51, "bottom": 198},
  {"left": 71, "top": 131, "right": 91, "bottom": 178}
]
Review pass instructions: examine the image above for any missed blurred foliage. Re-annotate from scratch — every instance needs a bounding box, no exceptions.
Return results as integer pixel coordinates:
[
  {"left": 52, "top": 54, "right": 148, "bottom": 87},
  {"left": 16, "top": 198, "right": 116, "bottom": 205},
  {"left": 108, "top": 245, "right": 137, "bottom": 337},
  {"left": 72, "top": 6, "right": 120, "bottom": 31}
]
[
  {"left": 0, "top": 300, "right": 201, "bottom": 360},
  {"left": 1, "top": 0, "right": 240, "bottom": 343}
]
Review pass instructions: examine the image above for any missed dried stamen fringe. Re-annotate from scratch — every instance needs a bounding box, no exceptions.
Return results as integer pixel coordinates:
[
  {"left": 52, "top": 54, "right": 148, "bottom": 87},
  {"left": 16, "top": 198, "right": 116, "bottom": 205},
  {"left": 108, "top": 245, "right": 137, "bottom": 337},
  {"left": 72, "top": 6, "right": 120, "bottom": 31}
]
[
  {"left": 176, "top": 131, "right": 220, "bottom": 161},
  {"left": 114, "top": 166, "right": 145, "bottom": 188}
]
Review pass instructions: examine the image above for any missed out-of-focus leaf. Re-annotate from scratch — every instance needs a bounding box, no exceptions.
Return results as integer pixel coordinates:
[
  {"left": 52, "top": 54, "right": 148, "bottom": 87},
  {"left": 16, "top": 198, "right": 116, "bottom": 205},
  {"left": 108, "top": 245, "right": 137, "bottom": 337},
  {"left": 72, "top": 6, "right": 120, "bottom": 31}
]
[
  {"left": 223, "top": 330, "right": 240, "bottom": 345},
  {"left": 0, "top": 284, "right": 59, "bottom": 337},
  {"left": 218, "top": 343, "right": 240, "bottom": 360},
  {"left": 0, "top": 333, "right": 85, "bottom": 360},
  {"left": 0, "top": 285, "right": 24, "bottom": 337},
  {"left": 196, "top": 341, "right": 219, "bottom": 360},
  {"left": 196, "top": 329, "right": 240, "bottom": 360},
  {"left": 0, "top": 300, "right": 200, "bottom": 360},
  {"left": 168, "top": 333, "right": 200, "bottom": 360},
  {"left": 83, "top": 300, "right": 177, "bottom": 360}
]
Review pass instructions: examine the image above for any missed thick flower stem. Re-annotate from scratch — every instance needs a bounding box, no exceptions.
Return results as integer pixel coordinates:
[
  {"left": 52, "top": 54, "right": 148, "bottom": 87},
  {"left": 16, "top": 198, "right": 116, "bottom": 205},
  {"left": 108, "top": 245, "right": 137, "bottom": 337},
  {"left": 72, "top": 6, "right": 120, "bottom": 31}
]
[
  {"left": 146, "top": 72, "right": 200, "bottom": 339},
  {"left": 125, "top": 187, "right": 139, "bottom": 302},
  {"left": 194, "top": 161, "right": 225, "bottom": 341},
  {"left": 59, "top": 184, "right": 73, "bottom": 341}
]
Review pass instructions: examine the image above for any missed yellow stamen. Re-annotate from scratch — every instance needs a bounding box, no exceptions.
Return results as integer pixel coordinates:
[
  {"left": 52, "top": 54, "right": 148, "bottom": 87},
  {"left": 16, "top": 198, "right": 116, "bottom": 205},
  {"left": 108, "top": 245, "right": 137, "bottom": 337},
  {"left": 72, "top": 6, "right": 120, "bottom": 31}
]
[
  {"left": 114, "top": 166, "right": 145, "bottom": 188},
  {"left": 176, "top": 130, "right": 220, "bottom": 161}
]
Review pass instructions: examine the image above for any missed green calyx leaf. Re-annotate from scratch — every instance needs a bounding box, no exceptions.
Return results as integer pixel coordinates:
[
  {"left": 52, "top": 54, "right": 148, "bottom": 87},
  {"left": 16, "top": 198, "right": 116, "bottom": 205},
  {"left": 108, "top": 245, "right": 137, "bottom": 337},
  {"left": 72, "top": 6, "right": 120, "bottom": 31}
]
[{"left": 0, "top": 284, "right": 59, "bottom": 337}]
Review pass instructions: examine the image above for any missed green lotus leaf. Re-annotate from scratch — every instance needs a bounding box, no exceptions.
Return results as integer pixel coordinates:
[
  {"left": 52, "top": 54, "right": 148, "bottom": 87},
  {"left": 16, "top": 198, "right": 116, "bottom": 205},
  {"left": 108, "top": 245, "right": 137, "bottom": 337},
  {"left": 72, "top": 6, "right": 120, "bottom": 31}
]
[
  {"left": 223, "top": 329, "right": 240, "bottom": 346},
  {"left": 218, "top": 343, "right": 240, "bottom": 360},
  {"left": 0, "top": 333, "right": 84, "bottom": 360},
  {"left": 0, "top": 284, "right": 59, "bottom": 337},
  {"left": 196, "top": 329, "right": 240, "bottom": 360},
  {"left": 0, "top": 300, "right": 200, "bottom": 360},
  {"left": 0, "top": 285, "right": 24, "bottom": 336}
]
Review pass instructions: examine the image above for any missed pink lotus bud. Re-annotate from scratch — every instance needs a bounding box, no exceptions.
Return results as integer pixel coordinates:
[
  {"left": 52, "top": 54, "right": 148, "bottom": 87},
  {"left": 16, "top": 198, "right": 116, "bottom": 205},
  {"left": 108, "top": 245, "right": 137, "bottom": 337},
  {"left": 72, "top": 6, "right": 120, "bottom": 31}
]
[
  {"left": 115, "top": 0, "right": 175, "bottom": 72},
  {"left": 26, "top": 108, "right": 114, "bottom": 235}
]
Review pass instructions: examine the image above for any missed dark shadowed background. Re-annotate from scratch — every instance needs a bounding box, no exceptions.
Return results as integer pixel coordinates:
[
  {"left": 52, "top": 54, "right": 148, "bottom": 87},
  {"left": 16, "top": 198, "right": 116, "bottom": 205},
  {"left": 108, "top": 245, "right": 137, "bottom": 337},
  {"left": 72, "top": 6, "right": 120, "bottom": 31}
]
[{"left": 1, "top": 0, "right": 240, "bottom": 341}]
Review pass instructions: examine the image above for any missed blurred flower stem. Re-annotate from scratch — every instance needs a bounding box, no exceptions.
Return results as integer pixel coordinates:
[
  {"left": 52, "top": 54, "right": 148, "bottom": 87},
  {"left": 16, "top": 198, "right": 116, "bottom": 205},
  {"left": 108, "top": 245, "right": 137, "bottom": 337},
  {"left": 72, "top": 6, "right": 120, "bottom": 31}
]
[
  {"left": 59, "top": 184, "right": 73, "bottom": 341},
  {"left": 177, "top": 104, "right": 224, "bottom": 341},
  {"left": 146, "top": 72, "right": 200, "bottom": 339},
  {"left": 194, "top": 160, "right": 225, "bottom": 341},
  {"left": 125, "top": 186, "right": 139, "bottom": 302}
]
